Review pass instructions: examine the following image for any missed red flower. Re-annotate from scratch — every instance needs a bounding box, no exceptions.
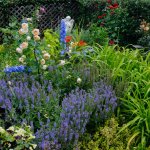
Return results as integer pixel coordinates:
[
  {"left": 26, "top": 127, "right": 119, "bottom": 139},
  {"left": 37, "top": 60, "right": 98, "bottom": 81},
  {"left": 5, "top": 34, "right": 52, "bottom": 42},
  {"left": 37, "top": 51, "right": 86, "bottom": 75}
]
[
  {"left": 108, "top": 5, "right": 114, "bottom": 9},
  {"left": 108, "top": 3, "right": 119, "bottom": 9},
  {"left": 109, "top": 40, "right": 115, "bottom": 45},
  {"left": 98, "top": 15, "right": 103, "bottom": 19},
  {"left": 98, "top": 13, "right": 106, "bottom": 19},
  {"left": 65, "top": 36, "right": 72, "bottom": 43},
  {"left": 78, "top": 40, "right": 87, "bottom": 46},
  {"left": 113, "top": 3, "right": 119, "bottom": 7},
  {"left": 107, "top": 0, "right": 112, "bottom": 3}
]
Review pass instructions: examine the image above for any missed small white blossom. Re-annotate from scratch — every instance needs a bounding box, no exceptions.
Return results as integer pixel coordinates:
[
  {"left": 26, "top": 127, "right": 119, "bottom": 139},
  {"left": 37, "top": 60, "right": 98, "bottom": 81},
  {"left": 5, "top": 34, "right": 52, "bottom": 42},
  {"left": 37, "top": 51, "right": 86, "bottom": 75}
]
[
  {"left": 60, "top": 60, "right": 65, "bottom": 66},
  {"left": 26, "top": 18, "right": 32, "bottom": 21},
  {"left": 77, "top": 77, "right": 82, "bottom": 84},
  {"left": 27, "top": 36, "right": 31, "bottom": 41},
  {"left": 16, "top": 47, "right": 23, "bottom": 54},
  {"left": 19, "top": 57, "right": 24, "bottom": 63},
  {"left": 42, "top": 65, "right": 48, "bottom": 70},
  {"left": 8, "top": 81, "right": 12, "bottom": 86},
  {"left": 47, "top": 44, "right": 51, "bottom": 47},
  {"left": 40, "top": 59, "right": 45, "bottom": 65}
]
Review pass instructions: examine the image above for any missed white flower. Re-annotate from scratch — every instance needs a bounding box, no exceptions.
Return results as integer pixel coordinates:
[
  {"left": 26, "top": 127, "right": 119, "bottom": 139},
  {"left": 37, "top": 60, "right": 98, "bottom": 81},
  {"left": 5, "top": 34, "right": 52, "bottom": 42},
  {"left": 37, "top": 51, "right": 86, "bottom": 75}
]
[
  {"left": 77, "top": 77, "right": 82, "bottom": 84},
  {"left": 40, "top": 59, "right": 45, "bottom": 65},
  {"left": 7, "top": 126, "right": 15, "bottom": 132},
  {"left": 20, "top": 28, "right": 28, "bottom": 34},
  {"left": 21, "top": 55, "right": 26, "bottom": 59},
  {"left": 68, "top": 46, "right": 72, "bottom": 53},
  {"left": 27, "top": 36, "right": 31, "bottom": 41},
  {"left": 42, "top": 65, "right": 48, "bottom": 70},
  {"left": 59, "top": 60, "right": 65, "bottom": 66},
  {"left": 8, "top": 81, "right": 12, "bottom": 86},
  {"left": 26, "top": 18, "right": 32, "bottom": 21},
  {"left": 16, "top": 47, "right": 23, "bottom": 54},
  {"left": 19, "top": 57, "right": 24, "bottom": 63},
  {"left": 0, "top": 127, "right": 6, "bottom": 134},
  {"left": 43, "top": 53, "right": 50, "bottom": 60}
]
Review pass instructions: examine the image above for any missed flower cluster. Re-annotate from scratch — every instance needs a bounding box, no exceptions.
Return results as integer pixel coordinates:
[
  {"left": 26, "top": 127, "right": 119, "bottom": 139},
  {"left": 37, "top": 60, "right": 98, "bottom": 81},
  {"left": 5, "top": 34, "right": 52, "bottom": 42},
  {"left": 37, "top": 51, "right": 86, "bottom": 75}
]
[
  {"left": 92, "top": 81, "right": 117, "bottom": 122},
  {"left": 0, "top": 73, "right": 117, "bottom": 149},
  {"left": 0, "top": 74, "right": 60, "bottom": 130},
  {"left": 14, "top": 19, "right": 51, "bottom": 71}
]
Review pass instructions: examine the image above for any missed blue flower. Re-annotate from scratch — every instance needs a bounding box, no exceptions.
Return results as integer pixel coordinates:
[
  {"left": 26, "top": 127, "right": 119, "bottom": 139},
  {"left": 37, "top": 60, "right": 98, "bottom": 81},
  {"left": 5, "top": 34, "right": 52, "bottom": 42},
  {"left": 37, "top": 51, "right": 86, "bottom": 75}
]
[
  {"left": 60, "top": 20, "right": 66, "bottom": 44},
  {"left": 4, "top": 66, "right": 31, "bottom": 73}
]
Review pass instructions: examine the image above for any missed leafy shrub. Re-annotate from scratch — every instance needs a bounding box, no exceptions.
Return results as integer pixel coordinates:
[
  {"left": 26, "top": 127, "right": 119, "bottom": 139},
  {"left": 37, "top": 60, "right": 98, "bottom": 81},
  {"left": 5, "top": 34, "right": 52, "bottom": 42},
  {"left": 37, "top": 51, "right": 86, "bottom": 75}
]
[
  {"left": 79, "top": 118, "right": 131, "bottom": 150},
  {"left": 0, "top": 125, "right": 36, "bottom": 150}
]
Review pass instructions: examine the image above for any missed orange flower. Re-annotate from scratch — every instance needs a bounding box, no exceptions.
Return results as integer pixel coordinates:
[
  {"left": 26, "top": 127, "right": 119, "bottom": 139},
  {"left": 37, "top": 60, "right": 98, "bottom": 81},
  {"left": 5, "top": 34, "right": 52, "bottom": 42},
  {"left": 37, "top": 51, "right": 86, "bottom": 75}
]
[
  {"left": 65, "top": 36, "right": 72, "bottom": 43},
  {"left": 78, "top": 40, "right": 87, "bottom": 46}
]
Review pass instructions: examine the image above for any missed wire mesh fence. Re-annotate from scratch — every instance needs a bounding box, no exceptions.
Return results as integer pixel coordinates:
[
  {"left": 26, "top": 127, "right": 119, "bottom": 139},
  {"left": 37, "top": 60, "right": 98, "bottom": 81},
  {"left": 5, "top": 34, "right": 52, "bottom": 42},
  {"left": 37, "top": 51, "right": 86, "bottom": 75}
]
[{"left": 0, "top": 1, "right": 80, "bottom": 43}]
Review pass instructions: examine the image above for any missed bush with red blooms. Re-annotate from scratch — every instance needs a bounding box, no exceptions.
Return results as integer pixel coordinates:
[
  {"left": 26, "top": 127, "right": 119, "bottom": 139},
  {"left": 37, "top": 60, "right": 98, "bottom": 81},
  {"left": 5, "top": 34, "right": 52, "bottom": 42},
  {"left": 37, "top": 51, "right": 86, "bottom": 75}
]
[
  {"left": 97, "top": 0, "right": 121, "bottom": 45},
  {"left": 96, "top": 0, "right": 132, "bottom": 46}
]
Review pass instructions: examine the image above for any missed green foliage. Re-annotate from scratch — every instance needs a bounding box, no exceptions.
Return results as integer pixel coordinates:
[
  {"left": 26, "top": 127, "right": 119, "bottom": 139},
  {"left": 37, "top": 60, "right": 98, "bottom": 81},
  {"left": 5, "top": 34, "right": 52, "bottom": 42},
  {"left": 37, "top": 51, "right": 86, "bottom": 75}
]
[
  {"left": 43, "top": 29, "right": 60, "bottom": 59},
  {"left": 87, "top": 24, "right": 109, "bottom": 46},
  {"left": 0, "top": 125, "right": 37, "bottom": 150},
  {"left": 79, "top": 118, "right": 131, "bottom": 150}
]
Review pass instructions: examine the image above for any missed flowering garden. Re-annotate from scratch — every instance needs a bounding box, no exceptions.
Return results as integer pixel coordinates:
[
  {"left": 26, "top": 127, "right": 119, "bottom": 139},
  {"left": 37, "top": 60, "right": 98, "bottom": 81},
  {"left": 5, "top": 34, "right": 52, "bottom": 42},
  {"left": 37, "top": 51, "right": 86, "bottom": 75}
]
[{"left": 0, "top": 0, "right": 150, "bottom": 149}]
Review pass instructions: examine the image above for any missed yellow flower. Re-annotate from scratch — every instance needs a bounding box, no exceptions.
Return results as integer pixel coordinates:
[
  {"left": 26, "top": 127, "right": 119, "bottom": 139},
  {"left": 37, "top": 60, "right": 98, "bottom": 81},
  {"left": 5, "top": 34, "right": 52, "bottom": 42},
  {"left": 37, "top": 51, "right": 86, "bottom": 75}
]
[
  {"left": 34, "top": 35, "right": 40, "bottom": 41},
  {"left": 19, "top": 29, "right": 24, "bottom": 35},
  {"left": 43, "top": 53, "right": 50, "bottom": 60},
  {"left": 20, "top": 42, "right": 28, "bottom": 49},
  {"left": 32, "top": 29, "right": 40, "bottom": 36},
  {"left": 21, "top": 23, "right": 28, "bottom": 30},
  {"left": 40, "top": 59, "right": 45, "bottom": 65},
  {"left": 144, "top": 26, "right": 149, "bottom": 31}
]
